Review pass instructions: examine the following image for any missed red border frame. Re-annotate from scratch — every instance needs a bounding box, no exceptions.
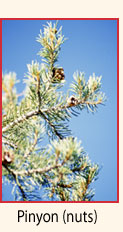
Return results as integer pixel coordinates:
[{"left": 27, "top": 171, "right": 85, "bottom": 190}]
[{"left": 0, "top": 18, "right": 119, "bottom": 203}]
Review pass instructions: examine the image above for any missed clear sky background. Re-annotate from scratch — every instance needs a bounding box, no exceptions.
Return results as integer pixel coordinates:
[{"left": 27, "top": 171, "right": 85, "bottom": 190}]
[{"left": 2, "top": 19, "right": 117, "bottom": 201}]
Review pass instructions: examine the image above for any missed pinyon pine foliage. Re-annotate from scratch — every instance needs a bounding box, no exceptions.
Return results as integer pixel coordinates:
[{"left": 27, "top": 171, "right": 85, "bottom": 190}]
[{"left": 2, "top": 21, "right": 106, "bottom": 201}]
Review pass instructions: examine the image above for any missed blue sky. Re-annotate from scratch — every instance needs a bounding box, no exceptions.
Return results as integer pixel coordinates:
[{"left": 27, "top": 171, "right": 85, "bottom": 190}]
[{"left": 2, "top": 19, "right": 117, "bottom": 201}]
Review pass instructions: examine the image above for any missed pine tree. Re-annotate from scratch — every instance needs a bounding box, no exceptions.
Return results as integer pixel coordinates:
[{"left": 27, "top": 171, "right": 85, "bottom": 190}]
[{"left": 2, "top": 21, "right": 106, "bottom": 201}]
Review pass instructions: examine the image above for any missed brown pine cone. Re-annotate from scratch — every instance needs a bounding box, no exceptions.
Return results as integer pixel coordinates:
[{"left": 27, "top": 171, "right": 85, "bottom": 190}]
[
  {"left": 2, "top": 151, "right": 14, "bottom": 165},
  {"left": 52, "top": 68, "right": 65, "bottom": 81},
  {"left": 67, "top": 95, "right": 78, "bottom": 107}
]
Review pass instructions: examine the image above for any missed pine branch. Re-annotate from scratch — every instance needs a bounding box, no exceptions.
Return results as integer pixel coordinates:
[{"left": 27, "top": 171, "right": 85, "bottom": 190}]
[
  {"left": 2, "top": 163, "right": 27, "bottom": 200},
  {"left": 2, "top": 98, "right": 102, "bottom": 134},
  {"left": 42, "top": 98, "right": 102, "bottom": 113},
  {"left": 36, "top": 75, "right": 64, "bottom": 139},
  {"left": 38, "top": 110, "right": 63, "bottom": 139},
  {"left": 9, "top": 159, "right": 66, "bottom": 177},
  {"left": 2, "top": 109, "right": 39, "bottom": 133}
]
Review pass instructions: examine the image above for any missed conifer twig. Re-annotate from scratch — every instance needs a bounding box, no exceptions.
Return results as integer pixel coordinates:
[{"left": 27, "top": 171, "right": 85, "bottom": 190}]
[
  {"left": 42, "top": 98, "right": 102, "bottom": 113},
  {"left": 2, "top": 109, "right": 39, "bottom": 133},
  {"left": 2, "top": 99, "right": 102, "bottom": 134},
  {"left": 2, "top": 163, "right": 27, "bottom": 200},
  {"left": 9, "top": 159, "right": 67, "bottom": 176},
  {"left": 39, "top": 110, "right": 63, "bottom": 139}
]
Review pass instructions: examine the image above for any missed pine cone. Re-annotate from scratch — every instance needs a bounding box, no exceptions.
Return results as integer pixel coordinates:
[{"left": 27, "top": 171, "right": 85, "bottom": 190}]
[
  {"left": 52, "top": 68, "right": 65, "bottom": 81},
  {"left": 67, "top": 95, "right": 78, "bottom": 107},
  {"left": 2, "top": 151, "right": 14, "bottom": 165}
]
